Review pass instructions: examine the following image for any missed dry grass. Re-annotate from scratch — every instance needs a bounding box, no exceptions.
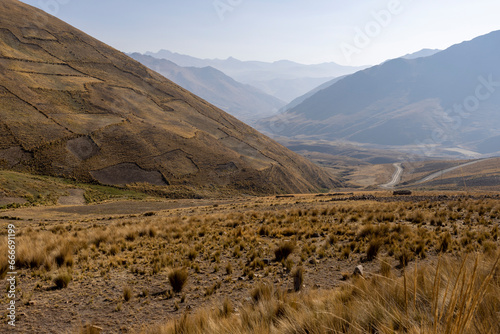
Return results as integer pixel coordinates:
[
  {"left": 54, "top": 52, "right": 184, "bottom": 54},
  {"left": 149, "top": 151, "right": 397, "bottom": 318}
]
[
  {"left": 1, "top": 192, "right": 499, "bottom": 332},
  {"left": 169, "top": 268, "right": 189, "bottom": 293},
  {"left": 143, "top": 253, "right": 500, "bottom": 334},
  {"left": 53, "top": 270, "right": 72, "bottom": 289}
]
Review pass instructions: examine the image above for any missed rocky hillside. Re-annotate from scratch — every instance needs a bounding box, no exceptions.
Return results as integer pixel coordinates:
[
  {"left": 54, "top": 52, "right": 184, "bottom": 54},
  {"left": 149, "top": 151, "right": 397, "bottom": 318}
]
[{"left": 0, "top": 0, "right": 338, "bottom": 196}]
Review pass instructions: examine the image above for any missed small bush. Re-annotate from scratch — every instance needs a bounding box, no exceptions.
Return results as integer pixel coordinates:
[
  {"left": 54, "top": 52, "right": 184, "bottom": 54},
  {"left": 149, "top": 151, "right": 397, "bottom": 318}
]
[
  {"left": 251, "top": 283, "right": 273, "bottom": 302},
  {"left": 168, "top": 268, "right": 188, "bottom": 293},
  {"left": 109, "top": 245, "right": 119, "bottom": 256},
  {"left": 53, "top": 271, "right": 72, "bottom": 289},
  {"left": 225, "top": 263, "right": 232, "bottom": 275},
  {"left": 275, "top": 241, "right": 295, "bottom": 261},
  {"left": 55, "top": 244, "right": 74, "bottom": 268},
  {"left": 187, "top": 249, "right": 197, "bottom": 261},
  {"left": 366, "top": 238, "right": 382, "bottom": 261},
  {"left": 221, "top": 297, "right": 233, "bottom": 317},
  {"left": 438, "top": 232, "right": 452, "bottom": 253},
  {"left": 123, "top": 286, "right": 132, "bottom": 302},
  {"left": 397, "top": 249, "right": 414, "bottom": 268},
  {"left": 292, "top": 266, "right": 304, "bottom": 292},
  {"left": 258, "top": 226, "right": 270, "bottom": 236},
  {"left": 341, "top": 246, "right": 351, "bottom": 259}
]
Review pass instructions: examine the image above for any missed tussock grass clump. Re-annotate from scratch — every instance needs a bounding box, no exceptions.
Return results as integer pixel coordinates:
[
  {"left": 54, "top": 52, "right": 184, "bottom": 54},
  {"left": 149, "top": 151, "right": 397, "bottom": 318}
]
[
  {"left": 53, "top": 271, "right": 72, "bottom": 289},
  {"left": 123, "top": 286, "right": 133, "bottom": 302},
  {"left": 274, "top": 241, "right": 295, "bottom": 261},
  {"left": 251, "top": 283, "right": 273, "bottom": 302},
  {"left": 292, "top": 266, "right": 304, "bottom": 292},
  {"left": 187, "top": 249, "right": 197, "bottom": 261},
  {"left": 168, "top": 268, "right": 188, "bottom": 293},
  {"left": 55, "top": 243, "right": 74, "bottom": 268},
  {"left": 438, "top": 232, "right": 452, "bottom": 253},
  {"left": 366, "top": 238, "right": 382, "bottom": 261},
  {"left": 397, "top": 248, "right": 414, "bottom": 267}
]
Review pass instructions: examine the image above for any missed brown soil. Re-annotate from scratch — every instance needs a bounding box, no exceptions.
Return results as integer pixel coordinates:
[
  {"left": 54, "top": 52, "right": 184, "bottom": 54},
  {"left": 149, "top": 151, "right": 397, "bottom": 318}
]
[{"left": 1, "top": 191, "right": 498, "bottom": 333}]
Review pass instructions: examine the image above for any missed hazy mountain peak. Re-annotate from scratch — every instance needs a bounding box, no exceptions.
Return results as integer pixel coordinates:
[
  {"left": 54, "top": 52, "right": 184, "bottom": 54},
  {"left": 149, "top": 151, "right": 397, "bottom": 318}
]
[
  {"left": 143, "top": 50, "right": 368, "bottom": 102},
  {"left": 262, "top": 30, "right": 500, "bottom": 158},
  {"left": 128, "top": 53, "right": 285, "bottom": 124}
]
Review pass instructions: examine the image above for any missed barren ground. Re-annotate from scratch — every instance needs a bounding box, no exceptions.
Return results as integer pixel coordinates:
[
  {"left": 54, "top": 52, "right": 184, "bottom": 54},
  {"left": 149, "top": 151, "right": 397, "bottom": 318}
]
[{"left": 1, "top": 191, "right": 499, "bottom": 333}]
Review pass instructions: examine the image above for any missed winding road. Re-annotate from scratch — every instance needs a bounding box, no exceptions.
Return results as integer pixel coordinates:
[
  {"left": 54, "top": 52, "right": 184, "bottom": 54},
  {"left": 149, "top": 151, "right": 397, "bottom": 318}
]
[
  {"left": 380, "top": 163, "right": 403, "bottom": 189},
  {"left": 380, "top": 158, "right": 494, "bottom": 188},
  {"left": 415, "top": 158, "right": 491, "bottom": 184}
]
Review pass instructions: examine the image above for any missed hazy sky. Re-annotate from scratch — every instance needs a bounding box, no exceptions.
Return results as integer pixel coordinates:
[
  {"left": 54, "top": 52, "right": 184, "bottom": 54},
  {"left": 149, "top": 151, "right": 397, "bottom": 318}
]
[{"left": 20, "top": 0, "right": 500, "bottom": 66}]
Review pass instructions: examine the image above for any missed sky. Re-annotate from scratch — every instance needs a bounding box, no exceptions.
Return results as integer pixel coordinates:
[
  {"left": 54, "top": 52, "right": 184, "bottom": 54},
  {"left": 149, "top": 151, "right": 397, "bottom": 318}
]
[{"left": 20, "top": 0, "right": 500, "bottom": 66}]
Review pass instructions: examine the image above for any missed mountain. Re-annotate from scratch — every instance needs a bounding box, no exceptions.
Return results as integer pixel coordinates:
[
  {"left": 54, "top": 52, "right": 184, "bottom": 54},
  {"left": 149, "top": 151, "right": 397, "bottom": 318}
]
[
  {"left": 262, "top": 31, "right": 500, "bottom": 158},
  {"left": 0, "top": 0, "right": 338, "bottom": 196},
  {"left": 277, "top": 76, "right": 347, "bottom": 113},
  {"left": 273, "top": 50, "right": 440, "bottom": 117},
  {"left": 128, "top": 53, "right": 285, "bottom": 124},
  {"left": 401, "top": 49, "right": 441, "bottom": 60},
  {"left": 144, "top": 50, "right": 368, "bottom": 102}
]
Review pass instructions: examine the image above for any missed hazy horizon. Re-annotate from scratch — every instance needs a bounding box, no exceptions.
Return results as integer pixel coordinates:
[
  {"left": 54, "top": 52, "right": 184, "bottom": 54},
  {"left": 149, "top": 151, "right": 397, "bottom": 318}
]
[{"left": 19, "top": 0, "right": 500, "bottom": 66}]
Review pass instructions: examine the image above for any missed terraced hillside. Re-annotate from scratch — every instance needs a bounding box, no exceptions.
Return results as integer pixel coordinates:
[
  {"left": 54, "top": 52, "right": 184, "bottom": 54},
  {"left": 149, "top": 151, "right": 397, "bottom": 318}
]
[{"left": 0, "top": 0, "right": 337, "bottom": 196}]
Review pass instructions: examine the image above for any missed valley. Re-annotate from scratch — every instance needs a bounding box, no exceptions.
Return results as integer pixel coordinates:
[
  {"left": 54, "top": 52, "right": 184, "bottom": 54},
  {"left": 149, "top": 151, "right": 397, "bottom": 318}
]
[{"left": 0, "top": 0, "right": 499, "bottom": 333}]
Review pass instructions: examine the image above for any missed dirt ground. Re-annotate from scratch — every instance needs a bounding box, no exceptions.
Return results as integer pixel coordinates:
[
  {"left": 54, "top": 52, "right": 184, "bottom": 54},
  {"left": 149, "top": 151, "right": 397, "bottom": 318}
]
[{"left": 1, "top": 191, "right": 499, "bottom": 333}]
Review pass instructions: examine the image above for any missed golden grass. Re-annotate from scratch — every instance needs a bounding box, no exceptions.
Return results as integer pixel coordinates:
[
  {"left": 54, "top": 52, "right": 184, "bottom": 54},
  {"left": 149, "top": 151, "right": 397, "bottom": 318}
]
[
  {"left": 2, "top": 193, "right": 499, "bottom": 332},
  {"left": 143, "top": 253, "right": 500, "bottom": 334}
]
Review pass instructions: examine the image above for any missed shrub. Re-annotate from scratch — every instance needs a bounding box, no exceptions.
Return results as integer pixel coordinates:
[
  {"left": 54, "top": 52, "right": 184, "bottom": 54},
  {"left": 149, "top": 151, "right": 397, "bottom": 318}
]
[
  {"left": 187, "top": 249, "right": 197, "bottom": 261},
  {"left": 438, "top": 232, "right": 452, "bottom": 253},
  {"left": 275, "top": 241, "right": 295, "bottom": 261},
  {"left": 258, "top": 226, "right": 270, "bottom": 236},
  {"left": 251, "top": 283, "right": 273, "bottom": 302},
  {"left": 168, "top": 268, "right": 188, "bottom": 293},
  {"left": 292, "top": 266, "right": 304, "bottom": 292},
  {"left": 54, "top": 244, "right": 73, "bottom": 268},
  {"left": 225, "top": 263, "right": 232, "bottom": 275},
  {"left": 123, "top": 286, "right": 132, "bottom": 302},
  {"left": 53, "top": 271, "right": 72, "bottom": 289},
  {"left": 397, "top": 249, "right": 414, "bottom": 268},
  {"left": 221, "top": 297, "right": 233, "bottom": 317},
  {"left": 366, "top": 238, "right": 382, "bottom": 261},
  {"left": 341, "top": 246, "right": 351, "bottom": 259}
]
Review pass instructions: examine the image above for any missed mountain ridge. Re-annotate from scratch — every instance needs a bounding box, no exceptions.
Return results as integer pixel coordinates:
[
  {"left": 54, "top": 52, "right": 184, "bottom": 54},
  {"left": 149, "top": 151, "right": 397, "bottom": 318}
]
[
  {"left": 261, "top": 30, "right": 500, "bottom": 158},
  {"left": 128, "top": 53, "right": 284, "bottom": 124},
  {"left": 0, "top": 0, "right": 338, "bottom": 196},
  {"left": 143, "top": 49, "right": 368, "bottom": 102}
]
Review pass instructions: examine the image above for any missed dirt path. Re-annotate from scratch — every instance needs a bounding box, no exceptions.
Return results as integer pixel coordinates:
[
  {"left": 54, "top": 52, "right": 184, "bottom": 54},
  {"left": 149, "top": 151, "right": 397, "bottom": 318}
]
[
  {"left": 415, "top": 158, "right": 491, "bottom": 184},
  {"left": 380, "top": 163, "right": 403, "bottom": 188}
]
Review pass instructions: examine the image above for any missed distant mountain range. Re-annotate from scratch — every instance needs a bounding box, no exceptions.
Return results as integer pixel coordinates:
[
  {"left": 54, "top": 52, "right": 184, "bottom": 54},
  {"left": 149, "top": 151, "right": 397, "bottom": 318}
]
[
  {"left": 129, "top": 53, "right": 285, "bottom": 124},
  {"left": 143, "top": 50, "right": 368, "bottom": 102},
  {"left": 261, "top": 32, "right": 500, "bottom": 158},
  {"left": 277, "top": 49, "right": 442, "bottom": 114},
  {"left": 401, "top": 49, "right": 441, "bottom": 60},
  {"left": 0, "top": 0, "right": 337, "bottom": 195}
]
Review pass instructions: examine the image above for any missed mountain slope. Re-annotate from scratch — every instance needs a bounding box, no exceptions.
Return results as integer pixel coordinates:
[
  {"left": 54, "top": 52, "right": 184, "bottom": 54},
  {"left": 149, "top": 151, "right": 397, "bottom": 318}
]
[
  {"left": 276, "top": 76, "right": 347, "bottom": 114},
  {"left": 401, "top": 49, "right": 441, "bottom": 60},
  {"left": 144, "top": 50, "right": 368, "bottom": 102},
  {"left": 265, "top": 31, "right": 500, "bottom": 157},
  {"left": 0, "top": 0, "right": 338, "bottom": 196},
  {"left": 128, "top": 53, "right": 285, "bottom": 124}
]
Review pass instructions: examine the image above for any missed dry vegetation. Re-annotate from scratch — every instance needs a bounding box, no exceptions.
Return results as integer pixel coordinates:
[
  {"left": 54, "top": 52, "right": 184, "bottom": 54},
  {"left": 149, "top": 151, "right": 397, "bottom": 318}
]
[{"left": 1, "top": 192, "right": 499, "bottom": 333}]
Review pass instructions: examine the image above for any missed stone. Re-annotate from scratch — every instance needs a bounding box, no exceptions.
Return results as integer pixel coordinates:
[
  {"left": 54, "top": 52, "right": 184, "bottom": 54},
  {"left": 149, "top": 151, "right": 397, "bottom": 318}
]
[{"left": 353, "top": 265, "right": 364, "bottom": 277}]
